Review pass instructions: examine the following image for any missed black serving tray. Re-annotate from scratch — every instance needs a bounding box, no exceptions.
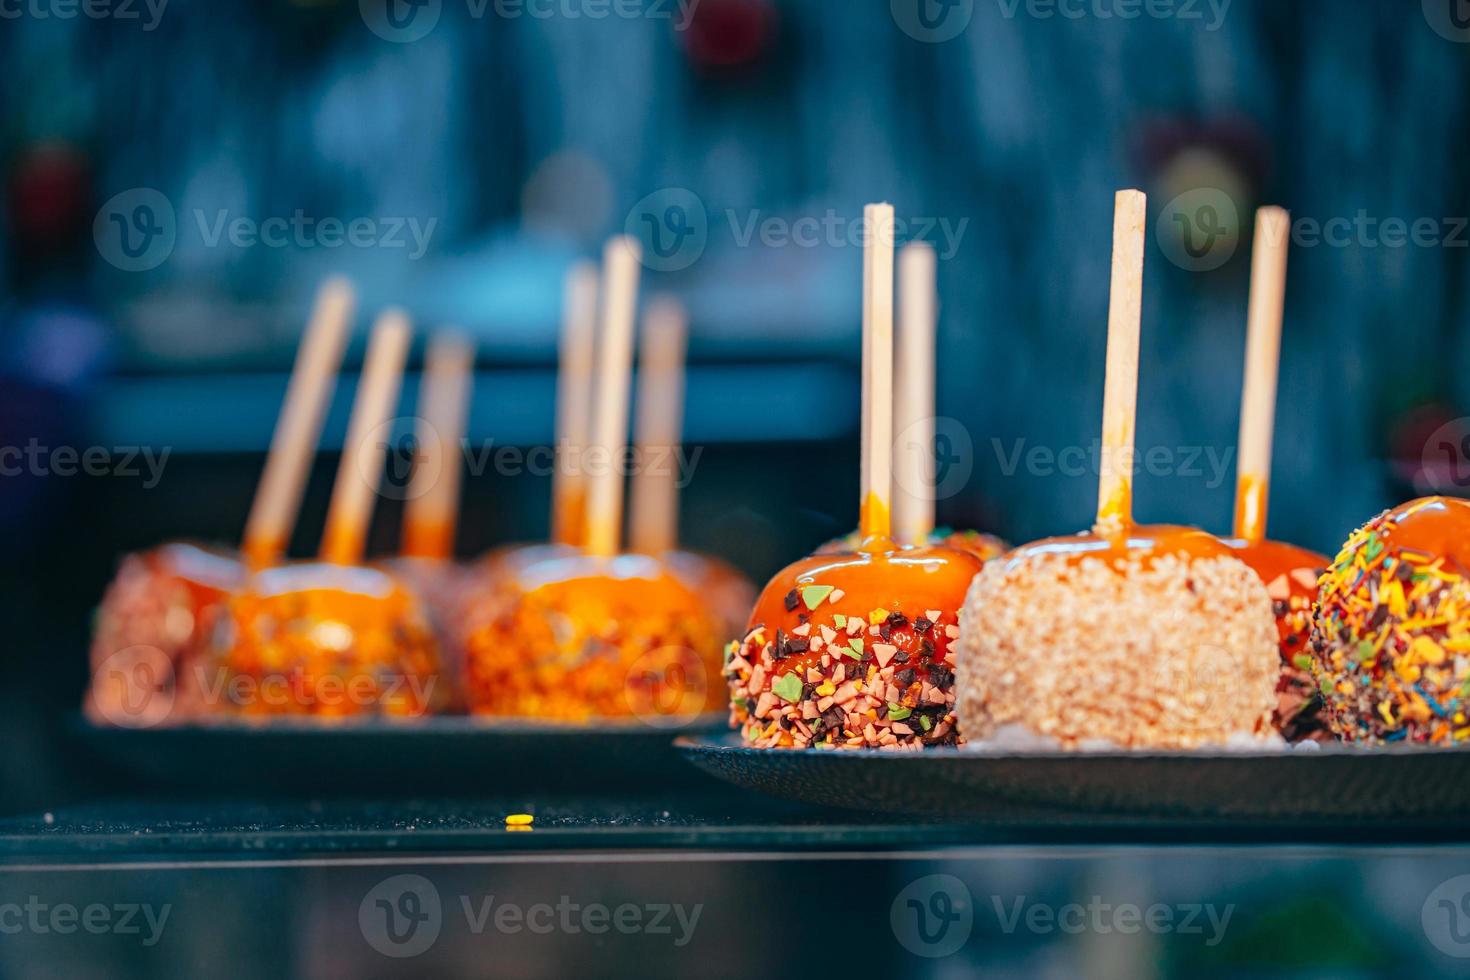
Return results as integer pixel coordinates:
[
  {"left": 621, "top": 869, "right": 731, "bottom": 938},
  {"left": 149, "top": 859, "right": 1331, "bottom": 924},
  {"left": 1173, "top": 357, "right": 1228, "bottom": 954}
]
[
  {"left": 675, "top": 733, "right": 1470, "bottom": 824},
  {"left": 70, "top": 713, "right": 726, "bottom": 796}
]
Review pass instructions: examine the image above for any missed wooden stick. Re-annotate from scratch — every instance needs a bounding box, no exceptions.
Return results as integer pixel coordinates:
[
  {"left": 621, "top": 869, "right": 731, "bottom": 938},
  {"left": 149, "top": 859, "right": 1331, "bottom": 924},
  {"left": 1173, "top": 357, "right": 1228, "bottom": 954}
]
[
  {"left": 628, "top": 295, "right": 688, "bottom": 556},
  {"left": 241, "top": 277, "right": 355, "bottom": 569},
  {"left": 893, "top": 241, "right": 937, "bottom": 546},
  {"left": 1095, "top": 189, "right": 1147, "bottom": 533},
  {"left": 551, "top": 260, "right": 600, "bottom": 548},
  {"left": 1233, "top": 206, "right": 1290, "bottom": 543},
  {"left": 860, "top": 203, "right": 896, "bottom": 543},
  {"left": 320, "top": 310, "right": 412, "bottom": 566},
  {"left": 402, "top": 331, "right": 475, "bottom": 560},
  {"left": 583, "top": 236, "right": 642, "bottom": 558}
]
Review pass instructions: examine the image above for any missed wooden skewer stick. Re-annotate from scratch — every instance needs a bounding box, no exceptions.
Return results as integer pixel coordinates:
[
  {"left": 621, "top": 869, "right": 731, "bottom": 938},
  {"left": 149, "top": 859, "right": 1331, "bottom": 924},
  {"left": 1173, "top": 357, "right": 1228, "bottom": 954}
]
[
  {"left": 584, "top": 236, "right": 643, "bottom": 558},
  {"left": 860, "top": 203, "right": 896, "bottom": 544},
  {"left": 1095, "top": 189, "right": 1147, "bottom": 533},
  {"left": 320, "top": 310, "right": 412, "bottom": 566},
  {"left": 551, "top": 261, "right": 600, "bottom": 548},
  {"left": 628, "top": 295, "right": 689, "bottom": 557},
  {"left": 402, "top": 331, "right": 475, "bottom": 560},
  {"left": 241, "top": 277, "right": 356, "bottom": 569},
  {"left": 1233, "top": 206, "right": 1291, "bottom": 544},
  {"left": 893, "top": 240, "right": 938, "bottom": 547}
]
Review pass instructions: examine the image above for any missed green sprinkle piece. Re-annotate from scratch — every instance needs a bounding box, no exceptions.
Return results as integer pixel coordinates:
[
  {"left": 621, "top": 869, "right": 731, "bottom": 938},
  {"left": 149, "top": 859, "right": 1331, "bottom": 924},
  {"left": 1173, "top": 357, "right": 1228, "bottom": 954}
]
[
  {"left": 919, "top": 715, "right": 932, "bottom": 731},
  {"left": 772, "top": 672, "right": 803, "bottom": 703},
  {"left": 888, "top": 704, "right": 912, "bottom": 721},
  {"left": 800, "top": 585, "right": 835, "bottom": 611},
  {"left": 1354, "top": 640, "right": 1375, "bottom": 663},
  {"left": 848, "top": 638, "right": 865, "bottom": 657},
  {"left": 1292, "top": 654, "right": 1314, "bottom": 672},
  {"left": 833, "top": 614, "right": 847, "bottom": 628}
]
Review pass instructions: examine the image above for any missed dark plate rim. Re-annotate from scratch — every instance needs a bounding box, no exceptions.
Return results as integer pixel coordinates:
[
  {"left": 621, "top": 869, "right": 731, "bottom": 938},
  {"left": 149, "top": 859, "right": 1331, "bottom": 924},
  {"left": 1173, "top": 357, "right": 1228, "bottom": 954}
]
[
  {"left": 674, "top": 731, "right": 1470, "bottom": 761},
  {"left": 72, "top": 711, "right": 727, "bottom": 738}
]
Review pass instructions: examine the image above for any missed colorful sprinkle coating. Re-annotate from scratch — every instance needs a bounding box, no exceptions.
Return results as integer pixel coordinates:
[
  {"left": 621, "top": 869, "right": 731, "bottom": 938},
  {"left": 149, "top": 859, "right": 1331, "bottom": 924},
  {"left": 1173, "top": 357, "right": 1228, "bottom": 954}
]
[
  {"left": 725, "top": 599, "right": 964, "bottom": 751},
  {"left": 1309, "top": 498, "right": 1470, "bottom": 744}
]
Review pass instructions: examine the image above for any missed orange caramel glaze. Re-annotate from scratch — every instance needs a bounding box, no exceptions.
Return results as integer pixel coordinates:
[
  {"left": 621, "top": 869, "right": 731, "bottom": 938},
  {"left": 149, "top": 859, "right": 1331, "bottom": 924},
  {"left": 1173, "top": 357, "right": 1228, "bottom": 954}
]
[
  {"left": 1003, "top": 523, "right": 1234, "bottom": 571},
  {"left": 745, "top": 542, "right": 984, "bottom": 682},
  {"left": 1225, "top": 538, "right": 1329, "bottom": 589},
  {"left": 1371, "top": 496, "right": 1470, "bottom": 573},
  {"left": 209, "top": 562, "right": 445, "bottom": 718},
  {"left": 459, "top": 552, "right": 725, "bottom": 720}
]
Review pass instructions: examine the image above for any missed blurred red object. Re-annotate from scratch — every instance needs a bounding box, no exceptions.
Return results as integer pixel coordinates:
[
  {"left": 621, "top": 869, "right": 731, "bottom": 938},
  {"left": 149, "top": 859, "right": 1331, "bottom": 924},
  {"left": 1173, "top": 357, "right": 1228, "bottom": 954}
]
[
  {"left": 682, "top": 0, "right": 776, "bottom": 73},
  {"left": 8, "top": 141, "right": 90, "bottom": 253}
]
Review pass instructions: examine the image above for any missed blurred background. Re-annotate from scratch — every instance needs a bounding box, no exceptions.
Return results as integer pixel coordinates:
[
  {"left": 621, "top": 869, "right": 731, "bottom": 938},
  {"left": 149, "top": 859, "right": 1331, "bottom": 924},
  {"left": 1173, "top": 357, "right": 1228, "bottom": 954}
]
[
  {"left": 6, "top": 2, "right": 1470, "bottom": 977},
  {"left": 1, "top": 0, "right": 1469, "bottom": 835}
]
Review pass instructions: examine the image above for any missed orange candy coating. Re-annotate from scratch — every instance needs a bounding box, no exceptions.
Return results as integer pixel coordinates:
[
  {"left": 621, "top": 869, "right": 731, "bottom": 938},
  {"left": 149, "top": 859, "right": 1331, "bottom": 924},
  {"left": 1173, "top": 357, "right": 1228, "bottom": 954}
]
[
  {"left": 88, "top": 543, "right": 243, "bottom": 727},
  {"left": 203, "top": 563, "right": 446, "bottom": 720},
  {"left": 727, "top": 542, "right": 984, "bottom": 749},
  {"left": 816, "top": 528, "right": 1009, "bottom": 565},
  {"left": 458, "top": 553, "right": 724, "bottom": 723}
]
